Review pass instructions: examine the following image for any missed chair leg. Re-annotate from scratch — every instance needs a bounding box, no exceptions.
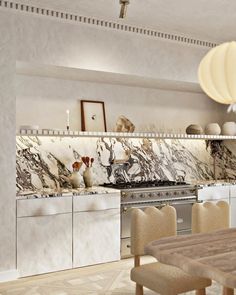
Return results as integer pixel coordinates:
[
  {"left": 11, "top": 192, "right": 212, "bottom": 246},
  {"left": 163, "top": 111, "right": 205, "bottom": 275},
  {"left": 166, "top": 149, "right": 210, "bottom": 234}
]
[
  {"left": 195, "top": 288, "right": 206, "bottom": 295},
  {"left": 136, "top": 283, "right": 143, "bottom": 295},
  {"left": 223, "top": 287, "right": 234, "bottom": 295}
]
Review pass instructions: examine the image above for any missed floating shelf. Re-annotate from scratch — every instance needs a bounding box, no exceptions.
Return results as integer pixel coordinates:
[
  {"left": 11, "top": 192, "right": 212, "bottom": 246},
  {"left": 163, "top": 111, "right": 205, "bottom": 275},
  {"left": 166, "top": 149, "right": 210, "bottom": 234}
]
[
  {"left": 17, "top": 129, "right": 235, "bottom": 140},
  {"left": 16, "top": 61, "right": 203, "bottom": 93}
]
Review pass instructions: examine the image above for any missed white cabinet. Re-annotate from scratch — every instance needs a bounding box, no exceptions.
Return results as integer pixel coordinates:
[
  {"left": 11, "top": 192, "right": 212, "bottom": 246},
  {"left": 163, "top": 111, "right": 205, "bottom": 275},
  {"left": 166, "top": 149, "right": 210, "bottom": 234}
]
[
  {"left": 16, "top": 191, "right": 121, "bottom": 277},
  {"left": 17, "top": 197, "right": 72, "bottom": 277},
  {"left": 197, "top": 186, "right": 230, "bottom": 202},
  {"left": 73, "top": 194, "right": 120, "bottom": 267}
]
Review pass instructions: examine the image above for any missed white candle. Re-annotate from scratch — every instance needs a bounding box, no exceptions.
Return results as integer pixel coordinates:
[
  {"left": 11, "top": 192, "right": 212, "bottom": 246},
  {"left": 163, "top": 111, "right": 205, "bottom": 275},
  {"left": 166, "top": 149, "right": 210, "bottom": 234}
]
[{"left": 66, "top": 109, "right": 70, "bottom": 130}]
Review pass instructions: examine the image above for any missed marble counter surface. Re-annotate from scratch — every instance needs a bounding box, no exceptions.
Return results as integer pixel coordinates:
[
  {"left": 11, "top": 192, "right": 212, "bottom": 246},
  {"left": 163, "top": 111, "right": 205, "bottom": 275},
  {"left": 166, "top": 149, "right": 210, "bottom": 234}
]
[
  {"left": 16, "top": 186, "right": 120, "bottom": 200},
  {"left": 191, "top": 179, "right": 236, "bottom": 187}
]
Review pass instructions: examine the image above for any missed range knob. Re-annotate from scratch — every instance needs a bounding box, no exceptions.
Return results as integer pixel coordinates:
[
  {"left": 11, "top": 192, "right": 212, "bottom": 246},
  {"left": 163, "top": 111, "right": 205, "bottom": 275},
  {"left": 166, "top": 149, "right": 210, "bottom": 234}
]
[
  {"left": 181, "top": 191, "right": 185, "bottom": 195},
  {"left": 121, "top": 192, "right": 126, "bottom": 198},
  {"left": 130, "top": 194, "right": 136, "bottom": 199},
  {"left": 140, "top": 193, "right": 145, "bottom": 198},
  {"left": 165, "top": 192, "right": 169, "bottom": 196}
]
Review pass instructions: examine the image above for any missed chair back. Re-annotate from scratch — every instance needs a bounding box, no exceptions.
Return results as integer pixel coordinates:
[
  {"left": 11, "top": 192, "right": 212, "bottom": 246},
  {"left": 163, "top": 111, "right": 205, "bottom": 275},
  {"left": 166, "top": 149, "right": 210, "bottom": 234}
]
[
  {"left": 131, "top": 205, "right": 177, "bottom": 256},
  {"left": 192, "top": 201, "right": 229, "bottom": 234}
]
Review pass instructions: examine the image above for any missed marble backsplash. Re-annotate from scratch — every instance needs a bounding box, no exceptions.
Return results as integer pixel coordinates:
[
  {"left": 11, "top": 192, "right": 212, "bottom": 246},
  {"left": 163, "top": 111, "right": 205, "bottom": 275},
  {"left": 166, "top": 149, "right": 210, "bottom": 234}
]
[{"left": 16, "top": 136, "right": 236, "bottom": 191}]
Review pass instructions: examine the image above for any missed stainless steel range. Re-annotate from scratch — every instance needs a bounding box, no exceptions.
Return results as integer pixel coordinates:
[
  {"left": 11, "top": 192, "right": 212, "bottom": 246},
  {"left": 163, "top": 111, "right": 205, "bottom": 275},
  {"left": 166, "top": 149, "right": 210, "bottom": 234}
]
[{"left": 103, "top": 180, "right": 198, "bottom": 257}]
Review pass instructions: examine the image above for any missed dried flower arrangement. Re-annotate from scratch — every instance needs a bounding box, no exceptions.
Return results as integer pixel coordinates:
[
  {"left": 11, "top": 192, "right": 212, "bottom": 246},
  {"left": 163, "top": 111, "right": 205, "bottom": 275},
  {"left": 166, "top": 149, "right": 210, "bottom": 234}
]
[
  {"left": 72, "top": 161, "right": 83, "bottom": 172},
  {"left": 81, "top": 156, "right": 94, "bottom": 168}
]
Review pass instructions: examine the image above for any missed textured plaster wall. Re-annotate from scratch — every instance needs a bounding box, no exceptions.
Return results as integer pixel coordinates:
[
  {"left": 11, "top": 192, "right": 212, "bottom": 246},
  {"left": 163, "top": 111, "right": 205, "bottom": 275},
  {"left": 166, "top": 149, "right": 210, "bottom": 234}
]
[
  {"left": 0, "top": 11, "right": 16, "bottom": 272},
  {"left": 15, "top": 13, "right": 209, "bottom": 83},
  {"left": 16, "top": 75, "right": 224, "bottom": 132}
]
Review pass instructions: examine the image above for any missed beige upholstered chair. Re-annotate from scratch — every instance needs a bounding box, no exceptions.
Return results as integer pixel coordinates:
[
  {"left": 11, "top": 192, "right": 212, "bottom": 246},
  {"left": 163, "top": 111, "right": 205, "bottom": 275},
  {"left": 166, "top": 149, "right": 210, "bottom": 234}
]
[
  {"left": 130, "top": 206, "right": 211, "bottom": 295},
  {"left": 192, "top": 201, "right": 230, "bottom": 234}
]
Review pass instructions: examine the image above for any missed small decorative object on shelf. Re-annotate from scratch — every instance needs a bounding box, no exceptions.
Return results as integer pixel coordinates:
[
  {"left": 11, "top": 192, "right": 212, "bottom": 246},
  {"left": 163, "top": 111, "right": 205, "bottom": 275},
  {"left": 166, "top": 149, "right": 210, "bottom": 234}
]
[
  {"left": 82, "top": 156, "right": 94, "bottom": 188},
  {"left": 205, "top": 123, "right": 221, "bottom": 135},
  {"left": 115, "top": 115, "right": 135, "bottom": 132},
  {"left": 66, "top": 109, "right": 70, "bottom": 131},
  {"left": 222, "top": 122, "right": 236, "bottom": 135},
  {"left": 70, "top": 161, "right": 83, "bottom": 188},
  {"left": 186, "top": 124, "right": 203, "bottom": 135}
]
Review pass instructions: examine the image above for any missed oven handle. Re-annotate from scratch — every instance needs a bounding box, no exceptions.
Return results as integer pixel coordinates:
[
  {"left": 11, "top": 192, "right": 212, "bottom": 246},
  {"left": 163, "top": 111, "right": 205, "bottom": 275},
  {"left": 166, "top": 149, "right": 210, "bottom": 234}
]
[
  {"left": 122, "top": 203, "right": 167, "bottom": 213},
  {"left": 122, "top": 199, "right": 199, "bottom": 213},
  {"left": 170, "top": 199, "right": 197, "bottom": 205}
]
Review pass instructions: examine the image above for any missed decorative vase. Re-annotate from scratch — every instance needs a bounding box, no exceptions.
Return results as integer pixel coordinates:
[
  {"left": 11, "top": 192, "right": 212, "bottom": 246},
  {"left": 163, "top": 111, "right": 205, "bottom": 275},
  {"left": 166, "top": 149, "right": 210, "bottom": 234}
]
[
  {"left": 83, "top": 167, "right": 93, "bottom": 188},
  {"left": 205, "top": 123, "right": 221, "bottom": 135},
  {"left": 222, "top": 122, "right": 236, "bottom": 135},
  {"left": 70, "top": 171, "right": 82, "bottom": 188}
]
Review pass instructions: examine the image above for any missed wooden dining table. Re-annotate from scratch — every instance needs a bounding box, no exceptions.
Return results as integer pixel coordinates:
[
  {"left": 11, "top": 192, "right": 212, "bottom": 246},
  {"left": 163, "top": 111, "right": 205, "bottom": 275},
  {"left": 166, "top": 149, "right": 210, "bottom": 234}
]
[{"left": 145, "top": 228, "right": 236, "bottom": 295}]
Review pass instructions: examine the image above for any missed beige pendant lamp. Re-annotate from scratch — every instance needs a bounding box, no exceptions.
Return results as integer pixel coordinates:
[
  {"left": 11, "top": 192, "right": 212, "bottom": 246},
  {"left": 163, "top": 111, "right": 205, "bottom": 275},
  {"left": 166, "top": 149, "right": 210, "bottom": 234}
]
[{"left": 198, "top": 41, "right": 236, "bottom": 108}]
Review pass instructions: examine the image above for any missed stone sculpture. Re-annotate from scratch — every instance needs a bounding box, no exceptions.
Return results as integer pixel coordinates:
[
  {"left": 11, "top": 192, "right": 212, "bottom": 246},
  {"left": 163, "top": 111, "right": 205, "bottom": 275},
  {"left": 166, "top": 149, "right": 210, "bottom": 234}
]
[{"left": 115, "top": 115, "right": 135, "bottom": 132}]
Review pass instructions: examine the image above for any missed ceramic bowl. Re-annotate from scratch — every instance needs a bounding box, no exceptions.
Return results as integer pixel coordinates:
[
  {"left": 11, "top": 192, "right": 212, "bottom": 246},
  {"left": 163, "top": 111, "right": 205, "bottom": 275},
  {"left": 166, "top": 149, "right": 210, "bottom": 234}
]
[
  {"left": 205, "top": 123, "right": 221, "bottom": 135},
  {"left": 221, "top": 122, "right": 236, "bottom": 135},
  {"left": 186, "top": 124, "right": 203, "bottom": 135}
]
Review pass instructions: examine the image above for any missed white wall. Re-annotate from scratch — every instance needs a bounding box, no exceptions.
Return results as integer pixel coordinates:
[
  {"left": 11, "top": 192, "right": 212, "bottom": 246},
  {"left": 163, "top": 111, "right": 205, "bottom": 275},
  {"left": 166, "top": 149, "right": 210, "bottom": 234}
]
[
  {"left": 16, "top": 74, "right": 225, "bottom": 132},
  {"left": 0, "top": 11, "right": 16, "bottom": 275},
  {"left": 15, "top": 13, "right": 209, "bottom": 83},
  {"left": 14, "top": 13, "right": 232, "bottom": 132}
]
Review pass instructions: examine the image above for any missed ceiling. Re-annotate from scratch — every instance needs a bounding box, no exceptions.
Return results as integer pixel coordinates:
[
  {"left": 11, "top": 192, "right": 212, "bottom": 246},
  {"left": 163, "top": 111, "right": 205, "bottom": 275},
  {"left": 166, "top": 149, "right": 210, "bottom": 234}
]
[{"left": 16, "top": 0, "right": 236, "bottom": 43}]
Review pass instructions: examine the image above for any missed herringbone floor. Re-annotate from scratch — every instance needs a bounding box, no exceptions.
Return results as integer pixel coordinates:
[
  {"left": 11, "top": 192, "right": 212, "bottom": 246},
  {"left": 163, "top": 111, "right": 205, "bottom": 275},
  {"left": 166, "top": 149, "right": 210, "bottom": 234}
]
[{"left": 0, "top": 257, "right": 221, "bottom": 295}]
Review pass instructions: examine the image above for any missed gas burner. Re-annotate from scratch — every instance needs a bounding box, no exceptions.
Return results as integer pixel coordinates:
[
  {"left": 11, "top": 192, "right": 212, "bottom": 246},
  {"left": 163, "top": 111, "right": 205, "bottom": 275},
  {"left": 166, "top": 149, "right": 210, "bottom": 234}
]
[{"left": 102, "top": 180, "right": 189, "bottom": 190}]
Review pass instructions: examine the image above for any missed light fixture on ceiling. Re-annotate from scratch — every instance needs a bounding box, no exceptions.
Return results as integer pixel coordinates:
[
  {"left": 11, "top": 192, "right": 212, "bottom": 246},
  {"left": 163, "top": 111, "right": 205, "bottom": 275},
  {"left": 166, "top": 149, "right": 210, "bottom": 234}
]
[
  {"left": 119, "top": 0, "right": 130, "bottom": 18},
  {"left": 198, "top": 41, "right": 236, "bottom": 112}
]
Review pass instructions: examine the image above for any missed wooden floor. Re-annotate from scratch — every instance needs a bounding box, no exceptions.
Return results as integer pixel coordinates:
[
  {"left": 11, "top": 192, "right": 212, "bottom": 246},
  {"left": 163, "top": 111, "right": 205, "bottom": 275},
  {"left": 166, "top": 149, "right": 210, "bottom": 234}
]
[{"left": 0, "top": 257, "right": 221, "bottom": 294}]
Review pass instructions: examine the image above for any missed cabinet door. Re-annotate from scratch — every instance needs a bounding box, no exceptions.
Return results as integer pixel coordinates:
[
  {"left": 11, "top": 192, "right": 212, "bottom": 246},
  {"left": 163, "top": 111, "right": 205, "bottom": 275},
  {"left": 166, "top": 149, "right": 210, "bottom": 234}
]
[
  {"left": 198, "top": 186, "right": 230, "bottom": 201},
  {"left": 73, "top": 209, "right": 120, "bottom": 267},
  {"left": 17, "top": 214, "right": 72, "bottom": 277}
]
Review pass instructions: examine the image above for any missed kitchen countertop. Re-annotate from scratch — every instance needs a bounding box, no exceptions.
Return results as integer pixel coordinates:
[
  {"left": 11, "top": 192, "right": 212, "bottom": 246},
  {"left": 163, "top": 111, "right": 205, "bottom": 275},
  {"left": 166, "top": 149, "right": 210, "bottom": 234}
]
[
  {"left": 16, "top": 186, "right": 120, "bottom": 200},
  {"left": 190, "top": 179, "right": 236, "bottom": 187},
  {"left": 17, "top": 180, "right": 236, "bottom": 200}
]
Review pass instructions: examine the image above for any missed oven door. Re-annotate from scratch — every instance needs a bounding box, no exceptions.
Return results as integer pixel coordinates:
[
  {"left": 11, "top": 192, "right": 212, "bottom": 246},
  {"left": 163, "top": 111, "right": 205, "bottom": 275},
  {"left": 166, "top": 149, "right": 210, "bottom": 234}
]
[
  {"left": 120, "top": 199, "right": 196, "bottom": 257},
  {"left": 121, "top": 202, "right": 165, "bottom": 239},
  {"left": 171, "top": 199, "right": 196, "bottom": 234},
  {"left": 121, "top": 202, "right": 164, "bottom": 257}
]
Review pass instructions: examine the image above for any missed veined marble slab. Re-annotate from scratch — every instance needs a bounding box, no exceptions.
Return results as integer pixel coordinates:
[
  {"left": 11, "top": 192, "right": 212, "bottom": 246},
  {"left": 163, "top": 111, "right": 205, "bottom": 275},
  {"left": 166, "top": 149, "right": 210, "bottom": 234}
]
[{"left": 16, "top": 136, "right": 236, "bottom": 192}]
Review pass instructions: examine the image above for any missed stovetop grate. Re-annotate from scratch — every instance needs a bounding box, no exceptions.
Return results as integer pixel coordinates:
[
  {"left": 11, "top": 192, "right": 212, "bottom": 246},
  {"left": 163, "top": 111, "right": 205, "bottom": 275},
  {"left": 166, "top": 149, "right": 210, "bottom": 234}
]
[{"left": 102, "top": 180, "right": 189, "bottom": 190}]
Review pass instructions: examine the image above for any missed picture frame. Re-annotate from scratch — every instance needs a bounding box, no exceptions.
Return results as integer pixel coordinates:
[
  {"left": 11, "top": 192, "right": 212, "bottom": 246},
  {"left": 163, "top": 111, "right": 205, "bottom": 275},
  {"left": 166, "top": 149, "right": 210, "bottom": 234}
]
[{"left": 81, "top": 100, "right": 107, "bottom": 132}]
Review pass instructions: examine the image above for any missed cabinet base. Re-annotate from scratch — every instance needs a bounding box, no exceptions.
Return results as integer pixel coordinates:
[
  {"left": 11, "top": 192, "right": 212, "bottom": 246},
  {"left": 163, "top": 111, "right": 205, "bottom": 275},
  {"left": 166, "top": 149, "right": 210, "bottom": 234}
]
[{"left": 0, "top": 269, "right": 19, "bottom": 282}]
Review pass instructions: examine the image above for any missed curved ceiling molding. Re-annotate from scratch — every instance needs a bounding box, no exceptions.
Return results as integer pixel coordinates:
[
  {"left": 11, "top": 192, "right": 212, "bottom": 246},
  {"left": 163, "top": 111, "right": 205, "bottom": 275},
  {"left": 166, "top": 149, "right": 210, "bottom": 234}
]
[{"left": 0, "top": 0, "right": 217, "bottom": 48}]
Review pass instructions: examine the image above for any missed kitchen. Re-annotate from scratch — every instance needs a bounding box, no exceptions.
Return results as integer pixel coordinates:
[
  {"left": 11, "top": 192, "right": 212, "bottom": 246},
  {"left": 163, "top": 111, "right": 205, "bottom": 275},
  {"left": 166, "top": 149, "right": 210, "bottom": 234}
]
[{"left": 1, "top": 0, "right": 236, "bottom": 294}]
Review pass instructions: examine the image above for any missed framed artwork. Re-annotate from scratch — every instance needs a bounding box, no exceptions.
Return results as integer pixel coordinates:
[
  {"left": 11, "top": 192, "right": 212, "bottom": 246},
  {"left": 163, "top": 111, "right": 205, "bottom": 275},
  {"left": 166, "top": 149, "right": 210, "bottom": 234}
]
[{"left": 81, "top": 100, "right": 107, "bottom": 132}]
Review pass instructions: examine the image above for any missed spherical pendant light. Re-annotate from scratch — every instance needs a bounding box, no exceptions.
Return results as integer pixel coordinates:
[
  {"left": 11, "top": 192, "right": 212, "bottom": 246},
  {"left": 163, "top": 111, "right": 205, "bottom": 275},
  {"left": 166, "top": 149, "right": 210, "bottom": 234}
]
[{"left": 198, "top": 41, "right": 236, "bottom": 105}]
